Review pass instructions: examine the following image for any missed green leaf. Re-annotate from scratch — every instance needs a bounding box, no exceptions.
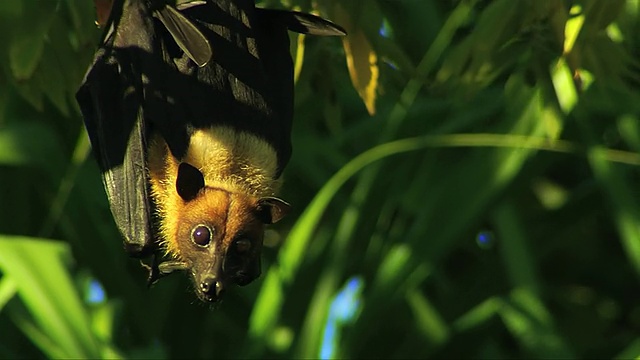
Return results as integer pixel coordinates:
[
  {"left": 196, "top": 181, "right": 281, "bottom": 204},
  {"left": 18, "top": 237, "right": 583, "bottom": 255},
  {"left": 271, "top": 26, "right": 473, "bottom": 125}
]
[
  {"left": 588, "top": 147, "right": 640, "bottom": 277},
  {"left": 0, "top": 121, "right": 64, "bottom": 179},
  {"left": 0, "top": 275, "right": 18, "bottom": 312},
  {"left": 7, "top": 2, "right": 55, "bottom": 81},
  {"left": 9, "top": 34, "right": 45, "bottom": 81},
  {"left": 406, "top": 289, "right": 450, "bottom": 345},
  {"left": 499, "top": 288, "right": 574, "bottom": 358},
  {"left": 0, "top": 236, "right": 101, "bottom": 358}
]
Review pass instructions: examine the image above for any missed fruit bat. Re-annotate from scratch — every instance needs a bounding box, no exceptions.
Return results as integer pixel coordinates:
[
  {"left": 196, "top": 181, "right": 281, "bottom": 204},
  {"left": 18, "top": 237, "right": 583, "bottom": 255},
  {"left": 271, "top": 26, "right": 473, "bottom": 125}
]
[{"left": 76, "top": 0, "right": 345, "bottom": 302}]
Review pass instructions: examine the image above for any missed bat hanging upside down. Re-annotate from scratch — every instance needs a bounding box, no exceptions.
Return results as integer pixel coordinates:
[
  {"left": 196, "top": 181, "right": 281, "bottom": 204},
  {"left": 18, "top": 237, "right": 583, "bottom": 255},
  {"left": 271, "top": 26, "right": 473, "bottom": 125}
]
[{"left": 76, "top": 0, "right": 345, "bottom": 302}]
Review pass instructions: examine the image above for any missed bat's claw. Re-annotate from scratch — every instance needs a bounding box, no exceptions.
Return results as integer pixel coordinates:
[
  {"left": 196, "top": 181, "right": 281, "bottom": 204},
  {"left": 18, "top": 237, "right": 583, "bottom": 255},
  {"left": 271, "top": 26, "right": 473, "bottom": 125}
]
[{"left": 140, "top": 258, "right": 162, "bottom": 287}]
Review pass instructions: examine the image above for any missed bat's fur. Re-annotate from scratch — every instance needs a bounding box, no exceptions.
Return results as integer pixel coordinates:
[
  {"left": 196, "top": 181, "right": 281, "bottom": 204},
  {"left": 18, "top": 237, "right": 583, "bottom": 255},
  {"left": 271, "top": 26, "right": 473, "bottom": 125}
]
[{"left": 148, "top": 126, "right": 281, "bottom": 259}]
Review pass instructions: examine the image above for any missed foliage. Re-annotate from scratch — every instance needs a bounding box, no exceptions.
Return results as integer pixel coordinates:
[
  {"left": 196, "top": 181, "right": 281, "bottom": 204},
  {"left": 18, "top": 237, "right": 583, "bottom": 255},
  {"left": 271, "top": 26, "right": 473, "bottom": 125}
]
[{"left": 1, "top": 0, "right": 640, "bottom": 358}]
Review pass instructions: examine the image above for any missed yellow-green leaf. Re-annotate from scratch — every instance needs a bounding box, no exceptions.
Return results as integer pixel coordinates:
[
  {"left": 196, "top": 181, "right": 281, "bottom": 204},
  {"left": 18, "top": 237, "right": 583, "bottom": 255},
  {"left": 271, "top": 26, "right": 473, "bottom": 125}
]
[{"left": 335, "top": 5, "right": 379, "bottom": 115}]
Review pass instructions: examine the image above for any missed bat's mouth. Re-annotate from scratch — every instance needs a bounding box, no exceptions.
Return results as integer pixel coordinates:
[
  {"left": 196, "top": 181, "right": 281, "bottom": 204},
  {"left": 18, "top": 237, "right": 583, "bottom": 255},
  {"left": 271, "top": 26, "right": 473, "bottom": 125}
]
[
  {"left": 192, "top": 259, "right": 227, "bottom": 302},
  {"left": 195, "top": 275, "right": 226, "bottom": 302}
]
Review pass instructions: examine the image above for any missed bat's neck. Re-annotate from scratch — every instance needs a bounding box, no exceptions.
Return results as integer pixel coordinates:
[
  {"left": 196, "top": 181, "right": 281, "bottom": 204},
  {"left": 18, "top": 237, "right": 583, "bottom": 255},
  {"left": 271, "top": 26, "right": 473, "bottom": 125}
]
[{"left": 183, "top": 126, "right": 281, "bottom": 197}]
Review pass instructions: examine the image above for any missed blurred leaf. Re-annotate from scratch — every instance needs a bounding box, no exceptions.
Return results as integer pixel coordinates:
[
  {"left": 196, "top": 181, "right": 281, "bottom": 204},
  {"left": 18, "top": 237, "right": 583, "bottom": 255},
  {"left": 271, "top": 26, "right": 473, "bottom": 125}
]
[
  {"left": 406, "top": 289, "right": 449, "bottom": 345},
  {"left": 0, "top": 121, "right": 64, "bottom": 179},
  {"left": 374, "top": 0, "right": 440, "bottom": 62},
  {"left": 588, "top": 147, "right": 640, "bottom": 277},
  {"left": 583, "top": 0, "right": 626, "bottom": 31},
  {"left": 334, "top": 3, "right": 379, "bottom": 115},
  {"left": 0, "top": 236, "right": 101, "bottom": 358},
  {"left": 39, "top": 130, "right": 91, "bottom": 238},
  {"left": 618, "top": 115, "right": 640, "bottom": 153},
  {"left": 248, "top": 269, "right": 283, "bottom": 341},
  {"left": 11, "top": 81, "right": 44, "bottom": 111},
  {"left": 0, "top": 276, "right": 17, "bottom": 312},
  {"left": 494, "top": 201, "right": 540, "bottom": 292},
  {"left": 499, "top": 288, "right": 573, "bottom": 358},
  {"left": 564, "top": 4, "right": 585, "bottom": 54},
  {"left": 0, "top": 1, "right": 22, "bottom": 17},
  {"left": 7, "top": 2, "right": 55, "bottom": 81},
  {"left": 614, "top": 337, "right": 640, "bottom": 360},
  {"left": 0, "top": 73, "right": 8, "bottom": 124},
  {"left": 292, "top": 33, "right": 306, "bottom": 83},
  {"left": 452, "top": 296, "right": 502, "bottom": 332},
  {"left": 9, "top": 34, "right": 45, "bottom": 81},
  {"left": 551, "top": 58, "right": 578, "bottom": 114}
]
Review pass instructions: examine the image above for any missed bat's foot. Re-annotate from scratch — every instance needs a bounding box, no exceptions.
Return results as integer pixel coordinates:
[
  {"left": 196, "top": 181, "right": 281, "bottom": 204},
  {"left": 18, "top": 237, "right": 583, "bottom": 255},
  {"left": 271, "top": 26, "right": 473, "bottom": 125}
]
[
  {"left": 140, "top": 258, "right": 162, "bottom": 287},
  {"left": 140, "top": 256, "right": 189, "bottom": 287}
]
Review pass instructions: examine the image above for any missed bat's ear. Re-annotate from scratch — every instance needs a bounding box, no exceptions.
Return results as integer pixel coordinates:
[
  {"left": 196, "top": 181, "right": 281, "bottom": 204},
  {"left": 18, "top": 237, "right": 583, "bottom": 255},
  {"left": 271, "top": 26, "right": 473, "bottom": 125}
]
[
  {"left": 176, "top": 163, "right": 205, "bottom": 201},
  {"left": 256, "top": 197, "right": 291, "bottom": 224}
]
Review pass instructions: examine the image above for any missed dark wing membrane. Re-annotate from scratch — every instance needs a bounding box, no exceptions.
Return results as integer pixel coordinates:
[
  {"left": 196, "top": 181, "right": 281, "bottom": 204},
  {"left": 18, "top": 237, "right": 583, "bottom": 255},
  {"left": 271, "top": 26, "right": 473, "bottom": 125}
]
[
  {"left": 153, "top": 4, "right": 212, "bottom": 67},
  {"left": 253, "top": 8, "right": 296, "bottom": 175},
  {"left": 255, "top": 8, "right": 347, "bottom": 36},
  {"left": 76, "top": 51, "right": 154, "bottom": 256},
  {"left": 251, "top": 7, "right": 346, "bottom": 173},
  {"left": 76, "top": 1, "right": 155, "bottom": 256}
]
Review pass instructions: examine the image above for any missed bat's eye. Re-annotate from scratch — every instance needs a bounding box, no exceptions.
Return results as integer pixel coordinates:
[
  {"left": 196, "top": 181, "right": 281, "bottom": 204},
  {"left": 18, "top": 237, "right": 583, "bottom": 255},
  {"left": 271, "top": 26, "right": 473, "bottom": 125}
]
[
  {"left": 235, "top": 239, "right": 251, "bottom": 253},
  {"left": 191, "top": 225, "right": 212, "bottom": 246}
]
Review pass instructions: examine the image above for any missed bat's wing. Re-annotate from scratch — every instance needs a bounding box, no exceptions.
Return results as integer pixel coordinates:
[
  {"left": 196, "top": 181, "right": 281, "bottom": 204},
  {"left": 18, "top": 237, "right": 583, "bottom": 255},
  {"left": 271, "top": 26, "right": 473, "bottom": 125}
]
[
  {"left": 251, "top": 9, "right": 296, "bottom": 175},
  {"left": 255, "top": 8, "right": 347, "bottom": 36},
  {"left": 153, "top": 3, "right": 212, "bottom": 67},
  {"left": 77, "top": 0, "right": 212, "bottom": 256},
  {"left": 251, "top": 8, "right": 347, "bottom": 174},
  {"left": 76, "top": 1, "right": 157, "bottom": 256}
]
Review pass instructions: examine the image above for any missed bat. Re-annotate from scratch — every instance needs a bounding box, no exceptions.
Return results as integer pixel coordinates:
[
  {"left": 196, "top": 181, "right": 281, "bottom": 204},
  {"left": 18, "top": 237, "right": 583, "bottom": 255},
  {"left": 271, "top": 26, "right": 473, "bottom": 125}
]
[{"left": 76, "top": 0, "right": 345, "bottom": 302}]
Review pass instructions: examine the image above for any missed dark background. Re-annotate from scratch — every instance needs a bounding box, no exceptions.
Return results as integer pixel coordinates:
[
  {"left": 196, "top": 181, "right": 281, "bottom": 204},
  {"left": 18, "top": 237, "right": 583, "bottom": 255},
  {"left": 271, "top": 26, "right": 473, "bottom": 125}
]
[{"left": 1, "top": 0, "right": 640, "bottom": 358}]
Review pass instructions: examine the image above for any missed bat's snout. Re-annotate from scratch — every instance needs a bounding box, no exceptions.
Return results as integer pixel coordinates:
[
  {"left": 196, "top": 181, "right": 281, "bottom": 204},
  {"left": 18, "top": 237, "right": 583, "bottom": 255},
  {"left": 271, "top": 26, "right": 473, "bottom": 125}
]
[{"left": 199, "top": 275, "right": 225, "bottom": 302}]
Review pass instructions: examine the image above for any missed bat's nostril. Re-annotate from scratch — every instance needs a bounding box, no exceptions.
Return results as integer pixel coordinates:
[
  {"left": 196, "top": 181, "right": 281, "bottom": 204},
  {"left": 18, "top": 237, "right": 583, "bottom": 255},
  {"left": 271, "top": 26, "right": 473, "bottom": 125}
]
[
  {"left": 200, "top": 277, "right": 214, "bottom": 293},
  {"left": 200, "top": 276, "right": 224, "bottom": 302}
]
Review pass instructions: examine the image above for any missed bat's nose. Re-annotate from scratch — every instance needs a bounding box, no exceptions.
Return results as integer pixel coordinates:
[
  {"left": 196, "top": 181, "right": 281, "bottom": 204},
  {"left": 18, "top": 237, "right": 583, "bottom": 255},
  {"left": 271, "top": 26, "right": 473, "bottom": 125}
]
[{"left": 200, "top": 276, "right": 224, "bottom": 302}]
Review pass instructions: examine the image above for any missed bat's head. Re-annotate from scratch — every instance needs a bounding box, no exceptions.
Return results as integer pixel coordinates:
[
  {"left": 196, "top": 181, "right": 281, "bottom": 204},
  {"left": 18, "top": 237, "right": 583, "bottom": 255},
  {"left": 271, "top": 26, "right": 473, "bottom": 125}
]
[{"left": 172, "top": 163, "right": 290, "bottom": 302}]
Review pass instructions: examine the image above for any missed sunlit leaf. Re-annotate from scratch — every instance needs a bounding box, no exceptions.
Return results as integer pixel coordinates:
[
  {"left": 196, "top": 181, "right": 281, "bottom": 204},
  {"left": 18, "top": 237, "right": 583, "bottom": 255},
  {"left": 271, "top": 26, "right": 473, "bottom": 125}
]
[
  {"left": 564, "top": 4, "right": 585, "bottom": 54},
  {"left": 0, "top": 276, "right": 17, "bottom": 312},
  {"left": 0, "top": 236, "right": 101, "bottom": 358},
  {"left": 334, "top": 4, "right": 379, "bottom": 115}
]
